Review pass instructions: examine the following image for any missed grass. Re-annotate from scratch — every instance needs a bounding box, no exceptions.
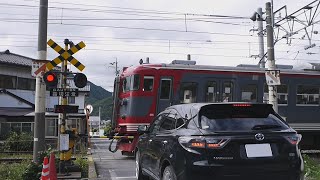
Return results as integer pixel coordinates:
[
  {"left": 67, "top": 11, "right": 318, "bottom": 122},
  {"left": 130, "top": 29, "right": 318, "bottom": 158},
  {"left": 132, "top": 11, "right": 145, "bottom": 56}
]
[
  {"left": 0, "top": 153, "right": 32, "bottom": 159},
  {"left": 0, "top": 161, "right": 30, "bottom": 180},
  {"left": 303, "top": 154, "right": 320, "bottom": 180}
]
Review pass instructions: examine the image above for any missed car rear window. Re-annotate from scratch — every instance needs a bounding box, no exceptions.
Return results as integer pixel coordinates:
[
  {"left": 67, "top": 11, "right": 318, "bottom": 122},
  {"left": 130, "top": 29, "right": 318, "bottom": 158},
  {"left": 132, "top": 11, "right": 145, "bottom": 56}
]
[{"left": 199, "top": 104, "right": 289, "bottom": 131}]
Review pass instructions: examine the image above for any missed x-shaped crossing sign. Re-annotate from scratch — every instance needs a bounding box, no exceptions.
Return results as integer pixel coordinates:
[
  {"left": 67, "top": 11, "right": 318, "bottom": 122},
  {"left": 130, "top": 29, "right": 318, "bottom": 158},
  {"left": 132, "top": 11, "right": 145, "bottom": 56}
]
[{"left": 46, "top": 39, "right": 86, "bottom": 71}]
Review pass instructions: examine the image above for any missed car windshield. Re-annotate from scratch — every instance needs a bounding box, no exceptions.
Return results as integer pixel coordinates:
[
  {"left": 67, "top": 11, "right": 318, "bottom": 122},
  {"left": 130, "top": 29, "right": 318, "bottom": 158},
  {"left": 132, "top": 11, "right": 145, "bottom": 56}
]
[
  {"left": 198, "top": 104, "right": 289, "bottom": 132},
  {"left": 200, "top": 114, "right": 289, "bottom": 132}
]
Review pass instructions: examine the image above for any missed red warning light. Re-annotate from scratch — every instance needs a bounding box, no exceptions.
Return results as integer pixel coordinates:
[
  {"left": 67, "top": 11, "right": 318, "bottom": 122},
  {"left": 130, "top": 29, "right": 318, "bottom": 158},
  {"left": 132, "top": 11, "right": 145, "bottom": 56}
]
[
  {"left": 43, "top": 71, "right": 58, "bottom": 88},
  {"left": 47, "top": 74, "right": 55, "bottom": 82}
]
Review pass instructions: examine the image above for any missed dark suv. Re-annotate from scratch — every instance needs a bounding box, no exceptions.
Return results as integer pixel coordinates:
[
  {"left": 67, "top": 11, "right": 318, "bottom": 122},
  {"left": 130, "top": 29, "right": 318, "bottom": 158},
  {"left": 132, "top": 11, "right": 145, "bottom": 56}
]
[{"left": 135, "top": 103, "right": 304, "bottom": 180}]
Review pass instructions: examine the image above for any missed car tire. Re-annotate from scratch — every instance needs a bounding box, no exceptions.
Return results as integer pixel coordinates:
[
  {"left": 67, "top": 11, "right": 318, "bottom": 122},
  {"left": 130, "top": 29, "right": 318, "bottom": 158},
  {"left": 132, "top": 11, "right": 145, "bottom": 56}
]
[
  {"left": 135, "top": 150, "right": 149, "bottom": 180},
  {"left": 162, "top": 165, "right": 177, "bottom": 180}
]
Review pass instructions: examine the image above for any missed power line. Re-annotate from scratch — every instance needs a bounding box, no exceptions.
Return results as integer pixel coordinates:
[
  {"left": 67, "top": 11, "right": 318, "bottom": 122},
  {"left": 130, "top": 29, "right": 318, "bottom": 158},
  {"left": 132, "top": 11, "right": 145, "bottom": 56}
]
[{"left": 0, "top": 19, "right": 254, "bottom": 37}]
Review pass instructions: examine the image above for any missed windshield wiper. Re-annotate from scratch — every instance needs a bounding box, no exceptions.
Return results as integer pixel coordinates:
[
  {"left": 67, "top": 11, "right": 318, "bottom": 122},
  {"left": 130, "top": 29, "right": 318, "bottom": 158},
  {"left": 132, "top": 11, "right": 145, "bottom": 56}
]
[{"left": 251, "top": 124, "right": 282, "bottom": 130}]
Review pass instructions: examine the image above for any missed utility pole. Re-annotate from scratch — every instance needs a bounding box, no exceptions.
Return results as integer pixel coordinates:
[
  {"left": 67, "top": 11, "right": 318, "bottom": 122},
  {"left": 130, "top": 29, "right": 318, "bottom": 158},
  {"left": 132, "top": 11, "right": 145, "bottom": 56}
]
[
  {"left": 33, "top": 0, "right": 48, "bottom": 163},
  {"left": 266, "top": 2, "right": 278, "bottom": 113},
  {"left": 257, "top": 8, "right": 265, "bottom": 68},
  {"left": 110, "top": 58, "right": 119, "bottom": 76}
]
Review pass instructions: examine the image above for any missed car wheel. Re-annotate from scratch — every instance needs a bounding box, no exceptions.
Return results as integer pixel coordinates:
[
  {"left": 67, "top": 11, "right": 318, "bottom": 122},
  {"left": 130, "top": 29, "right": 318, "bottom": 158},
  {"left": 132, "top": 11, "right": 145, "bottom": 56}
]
[
  {"left": 135, "top": 150, "right": 149, "bottom": 180},
  {"left": 162, "top": 165, "right": 177, "bottom": 180}
]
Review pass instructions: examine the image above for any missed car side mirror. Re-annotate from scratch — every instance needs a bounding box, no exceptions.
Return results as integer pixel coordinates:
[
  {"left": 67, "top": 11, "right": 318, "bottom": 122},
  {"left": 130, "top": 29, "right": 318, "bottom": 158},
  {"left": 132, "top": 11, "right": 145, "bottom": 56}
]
[{"left": 137, "top": 125, "right": 149, "bottom": 134}]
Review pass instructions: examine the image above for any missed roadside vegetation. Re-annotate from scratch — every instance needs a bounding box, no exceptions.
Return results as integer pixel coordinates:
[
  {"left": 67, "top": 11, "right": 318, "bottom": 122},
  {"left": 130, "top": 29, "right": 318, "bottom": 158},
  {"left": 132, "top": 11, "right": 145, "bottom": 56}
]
[
  {"left": 0, "top": 132, "right": 89, "bottom": 179},
  {"left": 303, "top": 154, "right": 320, "bottom": 179}
]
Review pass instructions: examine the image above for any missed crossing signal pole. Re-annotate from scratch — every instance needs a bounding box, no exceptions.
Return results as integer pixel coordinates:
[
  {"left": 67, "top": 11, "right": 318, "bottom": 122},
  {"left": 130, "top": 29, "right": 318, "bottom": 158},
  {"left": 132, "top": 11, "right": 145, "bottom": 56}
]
[{"left": 44, "top": 38, "right": 87, "bottom": 174}]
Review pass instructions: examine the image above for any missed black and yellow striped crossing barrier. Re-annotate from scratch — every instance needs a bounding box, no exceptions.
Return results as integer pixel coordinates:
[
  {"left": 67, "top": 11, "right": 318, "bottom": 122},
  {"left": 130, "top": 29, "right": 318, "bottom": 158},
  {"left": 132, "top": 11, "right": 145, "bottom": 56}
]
[{"left": 46, "top": 39, "right": 86, "bottom": 71}]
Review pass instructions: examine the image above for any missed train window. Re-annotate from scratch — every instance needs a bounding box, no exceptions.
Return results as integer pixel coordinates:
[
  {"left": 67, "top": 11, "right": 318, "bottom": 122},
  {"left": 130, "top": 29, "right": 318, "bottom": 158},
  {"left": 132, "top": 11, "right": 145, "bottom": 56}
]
[
  {"left": 180, "top": 82, "right": 197, "bottom": 103},
  {"left": 160, "top": 79, "right": 172, "bottom": 99},
  {"left": 264, "top": 84, "right": 288, "bottom": 104},
  {"left": 223, "top": 81, "right": 233, "bottom": 102},
  {"left": 206, "top": 81, "right": 217, "bottom": 102},
  {"left": 122, "top": 76, "right": 131, "bottom": 92},
  {"left": 143, "top": 76, "right": 154, "bottom": 91},
  {"left": 240, "top": 84, "right": 257, "bottom": 102},
  {"left": 131, "top": 74, "right": 140, "bottom": 91},
  {"left": 297, "top": 85, "right": 319, "bottom": 105}
]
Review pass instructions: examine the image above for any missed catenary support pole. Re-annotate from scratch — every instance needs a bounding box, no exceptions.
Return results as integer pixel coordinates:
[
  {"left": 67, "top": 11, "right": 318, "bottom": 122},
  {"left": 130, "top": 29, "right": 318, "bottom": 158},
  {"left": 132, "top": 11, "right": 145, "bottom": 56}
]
[
  {"left": 257, "top": 8, "right": 265, "bottom": 68},
  {"left": 33, "top": 0, "right": 48, "bottom": 163},
  {"left": 266, "top": 2, "right": 278, "bottom": 113}
]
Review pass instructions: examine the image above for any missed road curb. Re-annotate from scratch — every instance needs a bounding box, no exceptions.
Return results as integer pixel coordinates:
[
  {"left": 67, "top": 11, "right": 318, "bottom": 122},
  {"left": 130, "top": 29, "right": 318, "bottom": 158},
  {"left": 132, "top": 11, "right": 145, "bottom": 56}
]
[{"left": 88, "top": 155, "right": 97, "bottom": 178}]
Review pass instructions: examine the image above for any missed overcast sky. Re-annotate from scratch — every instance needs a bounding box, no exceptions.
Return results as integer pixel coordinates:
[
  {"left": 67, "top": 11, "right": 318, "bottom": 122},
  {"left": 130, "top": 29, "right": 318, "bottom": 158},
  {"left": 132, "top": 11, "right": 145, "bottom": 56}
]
[{"left": 1, "top": 0, "right": 320, "bottom": 91}]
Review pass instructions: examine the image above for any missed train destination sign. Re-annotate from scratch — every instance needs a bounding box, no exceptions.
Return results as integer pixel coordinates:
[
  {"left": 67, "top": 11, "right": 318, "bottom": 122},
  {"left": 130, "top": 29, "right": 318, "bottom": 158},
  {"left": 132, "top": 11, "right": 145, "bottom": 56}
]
[{"left": 50, "top": 88, "right": 79, "bottom": 97}]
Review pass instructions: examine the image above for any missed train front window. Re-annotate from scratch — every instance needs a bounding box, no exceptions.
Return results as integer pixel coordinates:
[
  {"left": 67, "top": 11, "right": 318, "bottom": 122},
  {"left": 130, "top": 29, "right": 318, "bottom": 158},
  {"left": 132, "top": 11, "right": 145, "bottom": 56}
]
[
  {"left": 143, "top": 76, "right": 154, "bottom": 91},
  {"left": 297, "top": 85, "right": 319, "bottom": 105},
  {"left": 131, "top": 74, "right": 140, "bottom": 91},
  {"left": 123, "top": 76, "right": 131, "bottom": 92},
  {"left": 122, "top": 75, "right": 140, "bottom": 92}
]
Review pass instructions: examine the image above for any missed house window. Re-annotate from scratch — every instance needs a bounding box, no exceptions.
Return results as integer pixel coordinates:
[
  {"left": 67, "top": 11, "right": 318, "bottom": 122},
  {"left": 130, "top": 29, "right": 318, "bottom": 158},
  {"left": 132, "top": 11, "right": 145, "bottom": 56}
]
[
  {"left": 0, "top": 75, "right": 16, "bottom": 89},
  {"left": 68, "top": 97, "right": 75, "bottom": 104},
  {"left": 297, "top": 85, "right": 319, "bottom": 105},
  {"left": 143, "top": 76, "right": 154, "bottom": 91},
  {"left": 46, "top": 119, "right": 58, "bottom": 137},
  {"left": 180, "top": 82, "right": 197, "bottom": 103},
  {"left": 17, "top": 77, "right": 36, "bottom": 90},
  {"left": 22, "top": 123, "right": 33, "bottom": 133},
  {"left": 241, "top": 84, "right": 257, "bottom": 102}
]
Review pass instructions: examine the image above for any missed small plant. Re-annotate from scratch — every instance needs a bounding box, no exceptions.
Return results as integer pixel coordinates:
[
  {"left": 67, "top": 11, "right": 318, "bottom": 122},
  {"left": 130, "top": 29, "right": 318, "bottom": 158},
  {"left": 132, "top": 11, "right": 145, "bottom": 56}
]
[{"left": 74, "top": 155, "right": 88, "bottom": 178}]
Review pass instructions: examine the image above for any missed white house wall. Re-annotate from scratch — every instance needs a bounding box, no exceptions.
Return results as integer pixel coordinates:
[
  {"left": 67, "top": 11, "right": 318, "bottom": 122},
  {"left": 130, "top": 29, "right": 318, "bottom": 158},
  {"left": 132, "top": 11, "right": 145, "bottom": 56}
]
[
  {"left": 0, "top": 64, "right": 33, "bottom": 78},
  {"left": 0, "top": 93, "right": 32, "bottom": 108}
]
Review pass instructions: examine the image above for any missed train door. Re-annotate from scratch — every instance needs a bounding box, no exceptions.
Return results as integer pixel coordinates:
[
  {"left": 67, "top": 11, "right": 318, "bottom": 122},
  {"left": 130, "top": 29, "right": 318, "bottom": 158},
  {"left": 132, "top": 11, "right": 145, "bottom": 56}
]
[
  {"left": 157, "top": 77, "right": 173, "bottom": 114},
  {"left": 205, "top": 79, "right": 235, "bottom": 102}
]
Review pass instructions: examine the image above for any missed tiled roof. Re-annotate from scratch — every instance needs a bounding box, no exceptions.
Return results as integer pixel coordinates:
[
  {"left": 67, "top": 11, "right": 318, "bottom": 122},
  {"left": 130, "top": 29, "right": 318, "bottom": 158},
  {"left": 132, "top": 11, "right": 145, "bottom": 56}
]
[{"left": 0, "top": 50, "right": 35, "bottom": 66}]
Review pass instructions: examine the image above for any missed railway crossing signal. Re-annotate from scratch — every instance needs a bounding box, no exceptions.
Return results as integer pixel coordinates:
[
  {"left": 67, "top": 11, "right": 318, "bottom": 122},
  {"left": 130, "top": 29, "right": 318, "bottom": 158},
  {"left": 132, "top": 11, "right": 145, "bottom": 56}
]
[
  {"left": 74, "top": 73, "right": 87, "bottom": 88},
  {"left": 43, "top": 71, "right": 58, "bottom": 88},
  {"left": 46, "top": 39, "right": 86, "bottom": 71}
]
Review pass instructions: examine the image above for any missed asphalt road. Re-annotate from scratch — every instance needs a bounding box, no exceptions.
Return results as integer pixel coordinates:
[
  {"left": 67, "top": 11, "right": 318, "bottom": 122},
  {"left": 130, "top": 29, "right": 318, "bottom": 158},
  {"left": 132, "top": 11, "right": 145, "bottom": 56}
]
[{"left": 91, "top": 138, "right": 136, "bottom": 180}]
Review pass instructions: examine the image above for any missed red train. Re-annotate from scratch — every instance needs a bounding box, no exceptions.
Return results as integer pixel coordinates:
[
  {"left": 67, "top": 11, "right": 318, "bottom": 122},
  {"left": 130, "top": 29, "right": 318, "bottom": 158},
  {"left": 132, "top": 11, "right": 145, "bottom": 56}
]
[{"left": 110, "top": 59, "right": 320, "bottom": 155}]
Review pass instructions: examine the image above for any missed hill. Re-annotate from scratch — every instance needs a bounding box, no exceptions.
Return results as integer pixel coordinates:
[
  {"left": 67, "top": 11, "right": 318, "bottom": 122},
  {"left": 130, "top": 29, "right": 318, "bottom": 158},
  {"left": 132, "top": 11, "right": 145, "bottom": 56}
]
[{"left": 85, "top": 82, "right": 113, "bottom": 120}]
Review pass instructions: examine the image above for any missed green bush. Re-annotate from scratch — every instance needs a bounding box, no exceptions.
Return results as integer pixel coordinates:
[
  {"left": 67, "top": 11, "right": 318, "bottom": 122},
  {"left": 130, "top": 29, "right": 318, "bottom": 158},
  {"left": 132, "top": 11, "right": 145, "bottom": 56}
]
[
  {"left": 4, "top": 132, "right": 33, "bottom": 151},
  {"left": 21, "top": 162, "right": 42, "bottom": 180},
  {"left": 0, "top": 161, "right": 29, "bottom": 180},
  {"left": 104, "top": 123, "right": 112, "bottom": 135}
]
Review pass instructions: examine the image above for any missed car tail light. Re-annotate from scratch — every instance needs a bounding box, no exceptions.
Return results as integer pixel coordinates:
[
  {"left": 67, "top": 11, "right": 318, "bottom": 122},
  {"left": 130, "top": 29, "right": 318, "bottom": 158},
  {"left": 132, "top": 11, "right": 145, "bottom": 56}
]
[
  {"left": 285, "top": 134, "right": 302, "bottom": 145},
  {"left": 232, "top": 104, "right": 251, "bottom": 107},
  {"left": 206, "top": 138, "right": 230, "bottom": 149},
  {"left": 178, "top": 136, "right": 230, "bottom": 154}
]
